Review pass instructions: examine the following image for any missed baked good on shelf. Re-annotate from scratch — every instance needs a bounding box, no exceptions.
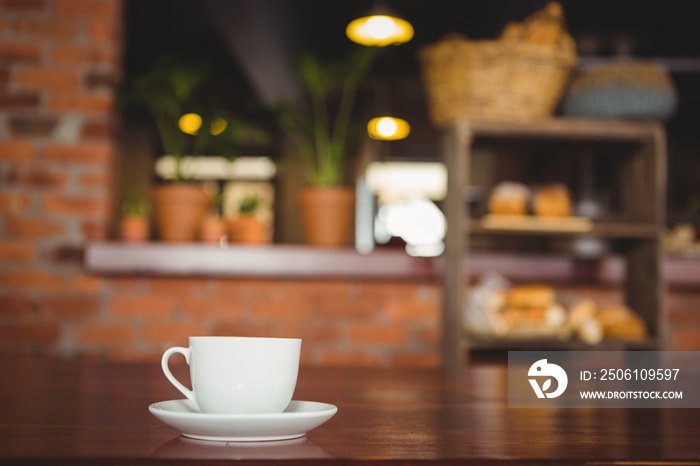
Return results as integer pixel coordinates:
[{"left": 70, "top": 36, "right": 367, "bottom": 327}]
[
  {"left": 506, "top": 284, "right": 555, "bottom": 308},
  {"left": 533, "top": 183, "right": 572, "bottom": 217},
  {"left": 597, "top": 305, "right": 648, "bottom": 341},
  {"left": 488, "top": 182, "right": 531, "bottom": 216}
]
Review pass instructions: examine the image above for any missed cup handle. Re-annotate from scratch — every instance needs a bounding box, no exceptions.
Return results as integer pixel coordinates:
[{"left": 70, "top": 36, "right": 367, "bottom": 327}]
[{"left": 161, "top": 346, "right": 200, "bottom": 411}]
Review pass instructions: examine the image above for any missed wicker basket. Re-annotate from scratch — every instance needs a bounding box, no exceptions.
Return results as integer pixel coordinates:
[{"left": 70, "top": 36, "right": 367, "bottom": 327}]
[{"left": 419, "top": 34, "right": 576, "bottom": 126}]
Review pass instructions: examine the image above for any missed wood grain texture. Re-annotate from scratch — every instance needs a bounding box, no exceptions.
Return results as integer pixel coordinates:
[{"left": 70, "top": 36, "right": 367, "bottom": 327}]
[{"left": 0, "top": 358, "right": 698, "bottom": 465}]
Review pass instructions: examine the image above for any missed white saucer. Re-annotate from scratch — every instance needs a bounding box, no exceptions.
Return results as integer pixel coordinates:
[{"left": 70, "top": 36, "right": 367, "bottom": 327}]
[{"left": 148, "top": 400, "right": 338, "bottom": 442}]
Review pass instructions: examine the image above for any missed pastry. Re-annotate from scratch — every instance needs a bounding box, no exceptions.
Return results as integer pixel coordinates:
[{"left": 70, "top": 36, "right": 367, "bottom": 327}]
[
  {"left": 597, "top": 305, "right": 648, "bottom": 341},
  {"left": 506, "top": 284, "right": 555, "bottom": 308},
  {"left": 533, "top": 183, "right": 571, "bottom": 217},
  {"left": 488, "top": 182, "right": 531, "bottom": 216}
]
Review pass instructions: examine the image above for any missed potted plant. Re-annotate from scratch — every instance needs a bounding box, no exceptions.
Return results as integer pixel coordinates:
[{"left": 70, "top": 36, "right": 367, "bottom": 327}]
[
  {"left": 198, "top": 188, "right": 226, "bottom": 244},
  {"left": 274, "top": 47, "right": 379, "bottom": 246},
  {"left": 126, "top": 56, "right": 271, "bottom": 242},
  {"left": 228, "top": 194, "right": 269, "bottom": 244},
  {"left": 119, "top": 187, "right": 149, "bottom": 242}
]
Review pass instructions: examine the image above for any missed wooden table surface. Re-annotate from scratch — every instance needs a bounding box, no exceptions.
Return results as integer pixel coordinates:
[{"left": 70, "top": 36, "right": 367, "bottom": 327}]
[{"left": 1, "top": 357, "right": 698, "bottom": 465}]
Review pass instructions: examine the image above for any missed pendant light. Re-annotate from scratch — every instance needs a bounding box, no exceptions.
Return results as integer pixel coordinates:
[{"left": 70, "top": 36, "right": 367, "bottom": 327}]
[
  {"left": 367, "top": 116, "right": 410, "bottom": 140},
  {"left": 346, "top": 2, "right": 414, "bottom": 46}
]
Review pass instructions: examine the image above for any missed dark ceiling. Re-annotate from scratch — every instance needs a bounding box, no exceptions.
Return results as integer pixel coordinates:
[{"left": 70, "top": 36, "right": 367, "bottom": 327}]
[{"left": 122, "top": 0, "right": 700, "bottom": 150}]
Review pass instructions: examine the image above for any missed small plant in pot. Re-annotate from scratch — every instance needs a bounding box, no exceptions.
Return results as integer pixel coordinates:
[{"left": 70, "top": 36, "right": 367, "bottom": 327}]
[
  {"left": 119, "top": 187, "right": 149, "bottom": 242},
  {"left": 200, "top": 188, "right": 227, "bottom": 244},
  {"left": 273, "top": 47, "right": 379, "bottom": 246},
  {"left": 125, "top": 55, "right": 271, "bottom": 242},
  {"left": 228, "top": 194, "right": 269, "bottom": 245}
]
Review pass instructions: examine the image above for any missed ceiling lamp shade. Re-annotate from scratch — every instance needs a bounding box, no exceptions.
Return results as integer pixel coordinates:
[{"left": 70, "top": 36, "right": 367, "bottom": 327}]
[
  {"left": 367, "top": 116, "right": 410, "bottom": 140},
  {"left": 346, "top": 4, "right": 414, "bottom": 46}
]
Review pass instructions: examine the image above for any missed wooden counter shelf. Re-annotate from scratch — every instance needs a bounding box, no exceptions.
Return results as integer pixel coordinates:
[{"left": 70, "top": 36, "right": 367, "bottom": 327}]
[
  {"left": 442, "top": 118, "right": 668, "bottom": 367},
  {"left": 2, "top": 357, "right": 699, "bottom": 465},
  {"left": 84, "top": 242, "right": 698, "bottom": 286}
]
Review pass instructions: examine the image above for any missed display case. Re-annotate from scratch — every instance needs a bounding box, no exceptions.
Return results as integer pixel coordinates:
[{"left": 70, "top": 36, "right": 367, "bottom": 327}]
[{"left": 441, "top": 118, "right": 666, "bottom": 367}]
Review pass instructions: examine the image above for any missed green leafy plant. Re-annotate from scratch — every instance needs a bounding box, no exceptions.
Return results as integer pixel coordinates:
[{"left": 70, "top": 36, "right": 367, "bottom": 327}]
[
  {"left": 121, "top": 187, "right": 149, "bottom": 218},
  {"left": 274, "top": 46, "right": 380, "bottom": 187},
  {"left": 125, "top": 55, "right": 271, "bottom": 181},
  {"left": 238, "top": 194, "right": 261, "bottom": 215}
]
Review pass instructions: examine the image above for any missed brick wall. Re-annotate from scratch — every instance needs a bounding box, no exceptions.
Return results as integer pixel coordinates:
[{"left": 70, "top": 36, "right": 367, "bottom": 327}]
[
  {"left": 0, "top": 0, "right": 119, "bottom": 354},
  {"left": 0, "top": 1, "right": 698, "bottom": 364}
]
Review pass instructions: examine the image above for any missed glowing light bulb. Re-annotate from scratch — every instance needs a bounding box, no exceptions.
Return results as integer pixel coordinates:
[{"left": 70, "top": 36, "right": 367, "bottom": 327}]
[
  {"left": 367, "top": 116, "right": 410, "bottom": 140},
  {"left": 365, "top": 16, "right": 396, "bottom": 40},
  {"left": 376, "top": 117, "right": 398, "bottom": 137},
  {"left": 209, "top": 117, "right": 228, "bottom": 135},
  {"left": 178, "top": 113, "right": 202, "bottom": 135},
  {"left": 346, "top": 13, "right": 413, "bottom": 46}
]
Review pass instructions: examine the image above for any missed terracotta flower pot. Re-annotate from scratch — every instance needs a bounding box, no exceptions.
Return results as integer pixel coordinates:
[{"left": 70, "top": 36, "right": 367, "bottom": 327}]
[
  {"left": 200, "top": 215, "right": 226, "bottom": 244},
  {"left": 151, "top": 184, "right": 210, "bottom": 242},
  {"left": 297, "top": 187, "right": 355, "bottom": 247},
  {"left": 228, "top": 214, "right": 269, "bottom": 244},
  {"left": 120, "top": 216, "right": 149, "bottom": 242}
]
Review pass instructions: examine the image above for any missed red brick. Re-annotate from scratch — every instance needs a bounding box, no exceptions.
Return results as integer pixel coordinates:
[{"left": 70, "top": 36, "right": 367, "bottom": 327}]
[
  {"left": 68, "top": 275, "right": 104, "bottom": 293},
  {"left": 347, "top": 325, "right": 408, "bottom": 345},
  {"left": 250, "top": 298, "right": 315, "bottom": 320},
  {"left": 148, "top": 278, "right": 214, "bottom": 298},
  {"left": 14, "top": 18, "right": 78, "bottom": 39},
  {"left": 16, "top": 67, "right": 79, "bottom": 90},
  {"left": 107, "top": 277, "right": 144, "bottom": 294},
  {"left": 0, "top": 0, "right": 45, "bottom": 12},
  {"left": 42, "top": 194, "right": 109, "bottom": 217},
  {"left": 0, "top": 324, "right": 60, "bottom": 343},
  {"left": 8, "top": 116, "right": 58, "bottom": 137},
  {"left": 48, "top": 92, "right": 114, "bottom": 112},
  {"left": 4, "top": 216, "right": 64, "bottom": 238},
  {"left": 44, "top": 142, "right": 113, "bottom": 164},
  {"left": 0, "top": 295, "right": 35, "bottom": 318},
  {"left": 282, "top": 280, "right": 351, "bottom": 300},
  {"left": 39, "top": 296, "right": 100, "bottom": 320},
  {"left": 0, "top": 42, "right": 41, "bottom": 63},
  {"left": 271, "top": 322, "right": 340, "bottom": 343},
  {"left": 417, "top": 327, "right": 441, "bottom": 346},
  {"left": 5, "top": 166, "right": 68, "bottom": 189},
  {"left": 0, "top": 140, "right": 35, "bottom": 162},
  {"left": 84, "top": 71, "right": 118, "bottom": 89},
  {"left": 673, "top": 329, "right": 700, "bottom": 350},
  {"left": 80, "top": 120, "right": 114, "bottom": 138},
  {"left": 181, "top": 297, "right": 242, "bottom": 320},
  {"left": 385, "top": 299, "right": 439, "bottom": 322},
  {"left": 107, "top": 348, "right": 160, "bottom": 362},
  {"left": 110, "top": 295, "right": 174, "bottom": 319},
  {"left": 87, "top": 20, "right": 120, "bottom": 42},
  {"left": 217, "top": 278, "right": 286, "bottom": 299},
  {"left": 0, "top": 91, "right": 40, "bottom": 109},
  {"left": 318, "top": 350, "right": 380, "bottom": 366},
  {"left": 76, "top": 324, "right": 134, "bottom": 344},
  {"left": 0, "top": 270, "right": 65, "bottom": 292},
  {"left": 143, "top": 322, "right": 208, "bottom": 345},
  {"left": 0, "top": 241, "right": 34, "bottom": 261},
  {"left": 81, "top": 220, "right": 109, "bottom": 240},
  {"left": 78, "top": 172, "right": 109, "bottom": 188},
  {"left": 54, "top": 0, "right": 120, "bottom": 19},
  {"left": 0, "top": 192, "right": 30, "bottom": 213},
  {"left": 390, "top": 352, "right": 441, "bottom": 367},
  {"left": 211, "top": 321, "right": 275, "bottom": 338},
  {"left": 668, "top": 308, "right": 700, "bottom": 327},
  {"left": 314, "top": 297, "right": 379, "bottom": 318},
  {"left": 356, "top": 282, "right": 423, "bottom": 300},
  {"left": 51, "top": 44, "right": 117, "bottom": 65}
]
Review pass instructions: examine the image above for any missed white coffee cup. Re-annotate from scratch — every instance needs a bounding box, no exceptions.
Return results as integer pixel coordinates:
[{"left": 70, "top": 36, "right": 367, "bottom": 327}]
[{"left": 161, "top": 336, "right": 301, "bottom": 414}]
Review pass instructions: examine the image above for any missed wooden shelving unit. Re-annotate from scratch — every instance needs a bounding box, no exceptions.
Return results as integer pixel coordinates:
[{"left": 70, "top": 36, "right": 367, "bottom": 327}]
[{"left": 441, "top": 118, "right": 667, "bottom": 368}]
